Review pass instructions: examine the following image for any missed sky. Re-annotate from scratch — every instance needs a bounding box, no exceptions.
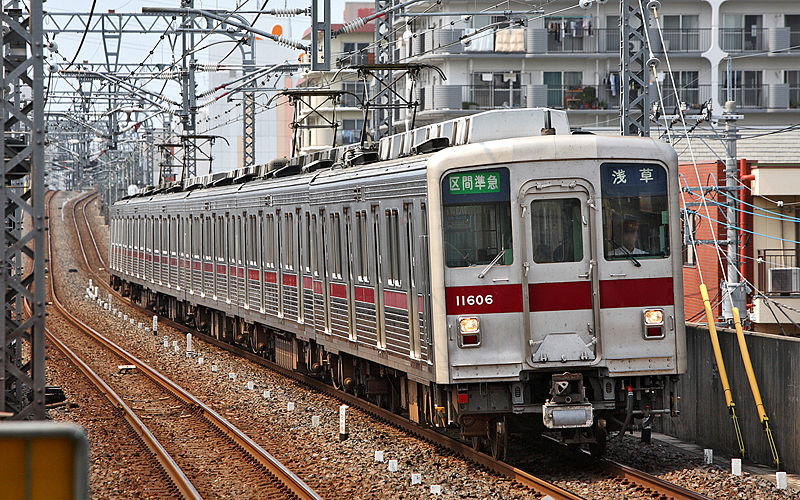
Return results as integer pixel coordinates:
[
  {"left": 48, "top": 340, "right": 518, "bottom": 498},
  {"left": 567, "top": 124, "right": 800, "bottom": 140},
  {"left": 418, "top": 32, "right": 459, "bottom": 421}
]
[{"left": 45, "top": 0, "right": 349, "bottom": 112}]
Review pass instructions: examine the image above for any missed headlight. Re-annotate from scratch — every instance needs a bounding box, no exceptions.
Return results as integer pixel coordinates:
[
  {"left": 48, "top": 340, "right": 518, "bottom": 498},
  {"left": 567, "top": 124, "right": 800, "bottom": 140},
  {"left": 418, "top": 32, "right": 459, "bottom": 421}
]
[
  {"left": 643, "top": 309, "right": 664, "bottom": 325},
  {"left": 458, "top": 317, "right": 480, "bottom": 347},
  {"left": 459, "top": 317, "right": 479, "bottom": 333}
]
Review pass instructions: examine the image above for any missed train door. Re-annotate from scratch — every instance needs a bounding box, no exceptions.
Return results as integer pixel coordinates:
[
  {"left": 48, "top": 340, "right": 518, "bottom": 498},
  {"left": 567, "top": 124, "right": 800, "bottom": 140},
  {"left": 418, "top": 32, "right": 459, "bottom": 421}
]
[
  {"left": 343, "top": 208, "right": 356, "bottom": 340},
  {"left": 404, "top": 203, "right": 421, "bottom": 359},
  {"left": 418, "top": 202, "right": 432, "bottom": 361},
  {"left": 372, "top": 208, "right": 386, "bottom": 349},
  {"left": 316, "top": 210, "right": 331, "bottom": 336},
  {"left": 521, "top": 181, "right": 597, "bottom": 366},
  {"left": 276, "top": 209, "right": 284, "bottom": 317},
  {"left": 301, "top": 212, "right": 314, "bottom": 327}
]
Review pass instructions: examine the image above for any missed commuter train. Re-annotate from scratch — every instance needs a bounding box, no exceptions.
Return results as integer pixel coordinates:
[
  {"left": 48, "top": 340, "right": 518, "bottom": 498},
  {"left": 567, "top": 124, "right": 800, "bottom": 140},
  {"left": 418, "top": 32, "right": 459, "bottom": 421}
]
[{"left": 110, "top": 109, "right": 685, "bottom": 457}]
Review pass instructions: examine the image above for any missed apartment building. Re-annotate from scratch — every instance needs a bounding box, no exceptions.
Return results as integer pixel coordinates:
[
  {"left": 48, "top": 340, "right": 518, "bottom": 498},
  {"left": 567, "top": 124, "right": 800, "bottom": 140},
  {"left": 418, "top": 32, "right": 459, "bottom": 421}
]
[
  {"left": 295, "top": 3, "right": 376, "bottom": 154},
  {"left": 681, "top": 159, "right": 800, "bottom": 334},
  {"left": 390, "top": 1, "right": 800, "bottom": 147}
]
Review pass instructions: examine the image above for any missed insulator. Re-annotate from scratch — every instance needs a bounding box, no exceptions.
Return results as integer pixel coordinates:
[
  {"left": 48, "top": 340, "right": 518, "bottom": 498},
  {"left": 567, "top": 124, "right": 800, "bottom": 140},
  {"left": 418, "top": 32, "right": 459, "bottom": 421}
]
[
  {"left": 337, "top": 17, "right": 367, "bottom": 35},
  {"left": 267, "top": 8, "right": 306, "bottom": 17},
  {"left": 273, "top": 35, "right": 307, "bottom": 51}
]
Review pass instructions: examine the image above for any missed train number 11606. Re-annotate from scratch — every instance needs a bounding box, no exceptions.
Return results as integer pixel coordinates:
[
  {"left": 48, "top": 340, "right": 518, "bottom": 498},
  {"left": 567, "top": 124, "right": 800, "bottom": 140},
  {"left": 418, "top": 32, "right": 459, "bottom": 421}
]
[{"left": 454, "top": 294, "right": 494, "bottom": 306}]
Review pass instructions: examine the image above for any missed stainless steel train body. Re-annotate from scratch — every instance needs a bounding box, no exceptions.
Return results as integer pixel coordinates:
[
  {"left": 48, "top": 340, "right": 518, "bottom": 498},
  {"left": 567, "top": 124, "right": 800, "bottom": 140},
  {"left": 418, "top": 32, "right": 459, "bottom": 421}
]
[{"left": 110, "top": 109, "right": 685, "bottom": 453}]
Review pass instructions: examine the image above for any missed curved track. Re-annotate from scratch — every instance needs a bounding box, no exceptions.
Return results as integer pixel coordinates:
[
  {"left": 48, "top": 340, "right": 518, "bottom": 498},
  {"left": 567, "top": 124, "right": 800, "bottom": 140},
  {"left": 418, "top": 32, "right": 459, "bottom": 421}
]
[
  {"left": 78, "top": 190, "right": 710, "bottom": 500},
  {"left": 53, "top": 191, "right": 321, "bottom": 500}
]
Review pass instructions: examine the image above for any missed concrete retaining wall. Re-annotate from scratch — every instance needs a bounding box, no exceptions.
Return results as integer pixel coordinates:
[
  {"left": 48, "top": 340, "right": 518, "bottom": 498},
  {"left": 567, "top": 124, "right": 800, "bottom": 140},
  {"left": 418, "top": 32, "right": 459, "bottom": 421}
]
[{"left": 655, "top": 324, "right": 800, "bottom": 472}]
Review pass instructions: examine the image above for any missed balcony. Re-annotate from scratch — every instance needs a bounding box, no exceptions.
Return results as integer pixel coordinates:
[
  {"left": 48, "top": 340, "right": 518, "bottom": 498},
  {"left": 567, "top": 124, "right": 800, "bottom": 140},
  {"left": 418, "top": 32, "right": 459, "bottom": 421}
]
[
  {"left": 528, "top": 27, "right": 618, "bottom": 54},
  {"left": 758, "top": 249, "right": 800, "bottom": 296},
  {"left": 658, "top": 84, "right": 712, "bottom": 111},
  {"left": 718, "top": 85, "right": 800, "bottom": 109},
  {"left": 419, "top": 84, "right": 526, "bottom": 111},
  {"left": 720, "top": 27, "right": 766, "bottom": 52},
  {"left": 657, "top": 28, "right": 711, "bottom": 53}
]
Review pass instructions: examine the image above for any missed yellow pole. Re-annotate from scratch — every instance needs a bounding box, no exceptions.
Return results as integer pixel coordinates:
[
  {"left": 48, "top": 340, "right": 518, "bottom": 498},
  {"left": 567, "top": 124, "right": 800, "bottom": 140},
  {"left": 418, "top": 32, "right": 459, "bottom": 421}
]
[
  {"left": 700, "top": 284, "right": 733, "bottom": 405},
  {"left": 700, "top": 284, "right": 745, "bottom": 457},
  {"left": 732, "top": 307, "right": 780, "bottom": 469}
]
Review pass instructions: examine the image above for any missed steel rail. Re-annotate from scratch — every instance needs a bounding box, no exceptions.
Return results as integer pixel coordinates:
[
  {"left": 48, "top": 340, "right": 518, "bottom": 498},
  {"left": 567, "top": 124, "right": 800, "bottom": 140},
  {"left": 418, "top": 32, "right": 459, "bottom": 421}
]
[
  {"left": 62, "top": 191, "right": 322, "bottom": 500},
  {"left": 598, "top": 459, "right": 710, "bottom": 500},
  {"left": 75, "top": 194, "right": 582, "bottom": 499},
  {"left": 42, "top": 192, "right": 202, "bottom": 500},
  {"left": 81, "top": 191, "right": 710, "bottom": 500}
]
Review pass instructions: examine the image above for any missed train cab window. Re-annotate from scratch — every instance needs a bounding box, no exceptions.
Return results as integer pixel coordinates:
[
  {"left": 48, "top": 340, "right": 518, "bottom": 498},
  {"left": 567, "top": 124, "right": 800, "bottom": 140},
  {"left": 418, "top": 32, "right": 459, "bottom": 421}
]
[
  {"left": 531, "top": 199, "right": 583, "bottom": 263},
  {"left": 441, "top": 167, "right": 512, "bottom": 268},
  {"left": 601, "top": 163, "right": 670, "bottom": 261}
]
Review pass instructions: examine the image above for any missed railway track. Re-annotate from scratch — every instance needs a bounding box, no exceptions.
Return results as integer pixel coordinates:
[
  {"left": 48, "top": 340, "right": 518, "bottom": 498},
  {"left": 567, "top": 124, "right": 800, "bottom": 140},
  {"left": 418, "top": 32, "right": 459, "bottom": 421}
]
[
  {"left": 73, "top": 190, "right": 710, "bottom": 500},
  {"left": 50, "top": 191, "right": 321, "bottom": 500}
]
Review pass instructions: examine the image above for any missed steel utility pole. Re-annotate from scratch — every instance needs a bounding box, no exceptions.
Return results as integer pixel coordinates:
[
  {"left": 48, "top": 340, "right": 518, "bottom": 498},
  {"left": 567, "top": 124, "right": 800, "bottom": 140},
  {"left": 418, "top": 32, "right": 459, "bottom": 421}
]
[
  {"left": 619, "top": 0, "right": 650, "bottom": 136},
  {"left": 721, "top": 58, "right": 745, "bottom": 323},
  {"left": 1, "top": 0, "right": 46, "bottom": 419}
]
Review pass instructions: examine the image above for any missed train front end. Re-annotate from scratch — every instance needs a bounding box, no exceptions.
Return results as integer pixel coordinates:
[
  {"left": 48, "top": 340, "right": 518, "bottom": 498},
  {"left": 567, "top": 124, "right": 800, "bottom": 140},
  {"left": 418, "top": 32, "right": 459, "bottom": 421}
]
[{"left": 427, "top": 131, "right": 684, "bottom": 453}]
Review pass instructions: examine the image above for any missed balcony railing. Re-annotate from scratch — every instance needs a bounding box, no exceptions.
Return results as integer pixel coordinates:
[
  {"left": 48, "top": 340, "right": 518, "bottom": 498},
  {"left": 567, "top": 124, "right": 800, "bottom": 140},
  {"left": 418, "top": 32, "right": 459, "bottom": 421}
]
[
  {"left": 720, "top": 27, "right": 766, "bottom": 52},
  {"left": 658, "top": 84, "right": 712, "bottom": 111},
  {"left": 543, "top": 28, "right": 619, "bottom": 53},
  {"left": 658, "top": 28, "right": 711, "bottom": 53},
  {"left": 719, "top": 86, "right": 765, "bottom": 108},
  {"left": 758, "top": 249, "right": 800, "bottom": 295},
  {"left": 420, "top": 84, "right": 526, "bottom": 111},
  {"left": 791, "top": 30, "right": 800, "bottom": 51}
]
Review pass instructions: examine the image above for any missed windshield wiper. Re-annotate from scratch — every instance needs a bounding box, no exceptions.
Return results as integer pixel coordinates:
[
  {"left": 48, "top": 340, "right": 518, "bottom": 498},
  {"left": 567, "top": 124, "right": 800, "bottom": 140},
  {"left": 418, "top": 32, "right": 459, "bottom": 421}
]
[
  {"left": 609, "top": 239, "right": 641, "bottom": 267},
  {"left": 478, "top": 248, "right": 506, "bottom": 278}
]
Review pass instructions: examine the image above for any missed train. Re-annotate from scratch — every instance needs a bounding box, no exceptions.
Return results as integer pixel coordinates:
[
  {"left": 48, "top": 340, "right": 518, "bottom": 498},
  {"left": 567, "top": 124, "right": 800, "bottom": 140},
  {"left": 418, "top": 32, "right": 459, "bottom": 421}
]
[{"left": 110, "top": 108, "right": 685, "bottom": 458}]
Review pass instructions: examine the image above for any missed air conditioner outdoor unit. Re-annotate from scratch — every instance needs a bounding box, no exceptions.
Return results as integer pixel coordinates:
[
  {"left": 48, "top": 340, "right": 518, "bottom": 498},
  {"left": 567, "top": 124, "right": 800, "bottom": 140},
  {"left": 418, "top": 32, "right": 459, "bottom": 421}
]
[{"left": 769, "top": 267, "right": 800, "bottom": 294}]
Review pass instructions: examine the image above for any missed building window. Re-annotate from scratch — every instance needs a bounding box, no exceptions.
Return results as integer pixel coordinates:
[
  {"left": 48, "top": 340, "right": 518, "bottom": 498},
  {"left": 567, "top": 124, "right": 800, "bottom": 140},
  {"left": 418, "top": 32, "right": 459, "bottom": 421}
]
[
  {"left": 721, "top": 14, "right": 763, "bottom": 51},
  {"left": 469, "top": 72, "right": 521, "bottom": 109},
  {"left": 722, "top": 70, "right": 763, "bottom": 108},
  {"left": 543, "top": 71, "right": 582, "bottom": 109},
  {"left": 662, "top": 15, "right": 699, "bottom": 51},
  {"left": 786, "top": 70, "right": 800, "bottom": 108},
  {"left": 341, "top": 119, "right": 363, "bottom": 145}
]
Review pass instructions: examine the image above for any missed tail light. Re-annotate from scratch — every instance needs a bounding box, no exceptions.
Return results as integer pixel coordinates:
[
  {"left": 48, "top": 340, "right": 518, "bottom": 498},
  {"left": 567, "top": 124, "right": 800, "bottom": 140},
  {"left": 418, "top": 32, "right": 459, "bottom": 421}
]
[
  {"left": 458, "top": 316, "right": 481, "bottom": 347},
  {"left": 642, "top": 308, "right": 665, "bottom": 339}
]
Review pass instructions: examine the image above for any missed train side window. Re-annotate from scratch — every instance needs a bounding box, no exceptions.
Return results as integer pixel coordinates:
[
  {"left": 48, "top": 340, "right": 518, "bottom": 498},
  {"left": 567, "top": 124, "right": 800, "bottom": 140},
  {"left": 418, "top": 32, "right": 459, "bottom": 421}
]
[
  {"left": 531, "top": 199, "right": 584, "bottom": 263},
  {"left": 310, "top": 214, "right": 319, "bottom": 277},
  {"left": 304, "top": 212, "right": 312, "bottom": 273},
  {"left": 355, "top": 211, "right": 369, "bottom": 283},
  {"left": 385, "top": 209, "right": 401, "bottom": 287},
  {"left": 265, "top": 214, "right": 275, "bottom": 268},
  {"left": 330, "top": 213, "right": 342, "bottom": 279},
  {"left": 441, "top": 167, "right": 512, "bottom": 268},
  {"left": 600, "top": 163, "right": 670, "bottom": 260},
  {"left": 284, "top": 212, "right": 294, "bottom": 271}
]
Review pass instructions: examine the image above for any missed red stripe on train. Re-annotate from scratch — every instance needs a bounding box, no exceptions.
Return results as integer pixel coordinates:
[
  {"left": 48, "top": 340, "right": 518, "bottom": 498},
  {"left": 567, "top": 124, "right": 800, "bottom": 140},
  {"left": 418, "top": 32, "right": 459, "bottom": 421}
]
[
  {"left": 303, "top": 276, "right": 313, "bottom": 290},
  {"left": 313, "top": 280, "right": 323, "bottom": 294},
  {"left": 530, "top": 281, "right": 592, "bottom": 311},
  {"left": 384, "top": 290, "right": 407, "bottom": 310},
  {"left": 283, "top": 273, "right": 297, "bottom": 287},
  {"left": 599, "top": 277, "right": 674, "bottom": 308},
  {"left": 264, "top": 270, "right": 278, "bottom": 283},
  {"left": 445, "top": 277, "right": 674, "bottom": 315},
  {"left": 329, "top": 282, "right": 347, "bottom": 299},
  {"left": 446, "top": 284, "right": 523, "bottom": 315},
  {"left": 354, "top": 286, "right": 374, "bottom": 304}
]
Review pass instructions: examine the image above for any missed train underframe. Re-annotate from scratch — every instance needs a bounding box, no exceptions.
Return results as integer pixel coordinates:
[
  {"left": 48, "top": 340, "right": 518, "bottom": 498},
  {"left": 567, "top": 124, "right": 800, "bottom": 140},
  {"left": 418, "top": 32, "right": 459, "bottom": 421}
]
[{"left": 114, "top": 277, "right": 679, "bottom": 459}]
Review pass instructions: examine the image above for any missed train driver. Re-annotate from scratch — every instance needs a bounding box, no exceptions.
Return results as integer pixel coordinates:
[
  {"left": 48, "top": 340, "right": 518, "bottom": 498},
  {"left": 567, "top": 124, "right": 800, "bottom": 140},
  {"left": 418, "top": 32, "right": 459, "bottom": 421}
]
[{"left": 610, "top": 217, "right": 646, "bottom": 256}]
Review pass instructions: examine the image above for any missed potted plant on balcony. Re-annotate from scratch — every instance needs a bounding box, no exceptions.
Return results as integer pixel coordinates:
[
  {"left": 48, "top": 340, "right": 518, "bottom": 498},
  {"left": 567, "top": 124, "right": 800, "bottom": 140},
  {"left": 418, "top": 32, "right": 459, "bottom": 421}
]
[{"left": 581, "top": 86, "right": 597, "bottom": 109}]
